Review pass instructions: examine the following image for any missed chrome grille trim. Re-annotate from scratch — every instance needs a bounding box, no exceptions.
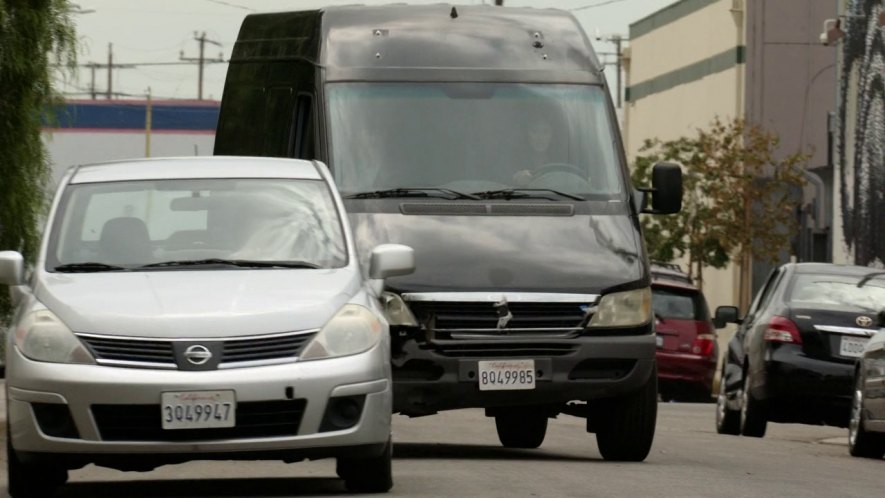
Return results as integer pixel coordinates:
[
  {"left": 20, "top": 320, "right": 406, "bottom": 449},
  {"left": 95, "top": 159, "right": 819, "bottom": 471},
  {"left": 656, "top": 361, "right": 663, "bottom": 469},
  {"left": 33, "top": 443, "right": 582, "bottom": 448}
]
[
  {"left": 813, "top": 325, "right": 877, "bottom": 337},
  {"left": 402, "top": 292, "right": 599, "bottom": 303}
]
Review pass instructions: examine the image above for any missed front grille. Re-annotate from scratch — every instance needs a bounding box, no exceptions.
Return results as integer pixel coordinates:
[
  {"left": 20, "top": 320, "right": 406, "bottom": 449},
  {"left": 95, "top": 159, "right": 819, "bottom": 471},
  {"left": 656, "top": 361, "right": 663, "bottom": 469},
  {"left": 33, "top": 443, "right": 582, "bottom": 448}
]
[
  {"left": 91, "top": 399, "right": 306, "bottom": 441},
  {"left": 408, "top": 301, "right": 589, "bottom": 333},
  {"left": 435, "top": 342, "right": 578, "bottom": 357},
  {"left": 78, "top": 331, "right": 316, "bottom": 369}
]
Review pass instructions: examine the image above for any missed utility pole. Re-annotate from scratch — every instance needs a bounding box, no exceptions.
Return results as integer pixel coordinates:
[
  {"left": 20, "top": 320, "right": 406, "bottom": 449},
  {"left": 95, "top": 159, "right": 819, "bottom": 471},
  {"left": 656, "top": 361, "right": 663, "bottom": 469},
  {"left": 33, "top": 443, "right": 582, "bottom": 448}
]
[
  {"left": 107, "top": 43, "right": 113, "bottom": 99},
  {"left": 88, "top": 63, "right": 98, "bottom": 99},
  {"left": 611, "top": 34, "right": 624, "bottom": 108},
  {"left": 180, "top": 32, "right": 224, "bottom": 100}
]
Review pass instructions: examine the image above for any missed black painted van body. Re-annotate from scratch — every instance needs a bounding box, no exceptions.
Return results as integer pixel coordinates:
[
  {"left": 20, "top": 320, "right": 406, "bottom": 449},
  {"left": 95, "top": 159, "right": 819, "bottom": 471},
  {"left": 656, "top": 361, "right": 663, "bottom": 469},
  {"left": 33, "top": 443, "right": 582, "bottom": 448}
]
[{"left": 216, "top": 6, "right": 677, "bottom": 455}]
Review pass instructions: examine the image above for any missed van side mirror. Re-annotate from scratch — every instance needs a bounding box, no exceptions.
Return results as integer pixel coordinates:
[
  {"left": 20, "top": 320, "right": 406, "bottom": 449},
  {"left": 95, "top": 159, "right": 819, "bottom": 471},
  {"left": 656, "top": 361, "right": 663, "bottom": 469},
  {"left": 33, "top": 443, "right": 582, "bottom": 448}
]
[
  {"left": 368, "top": 244, "right": 415, "bottom": 280},
  {"left": 640, "top": 162, "right": 683, "bottom": 215},
  {"left": 0, "top": 251, "right": 25, "bottom": 286},
  {"left": 877, "top": 309, "right": 885, "bottom": 328},
  {"left": 713, "top": 305, "right": 742, "bottom": 329}
]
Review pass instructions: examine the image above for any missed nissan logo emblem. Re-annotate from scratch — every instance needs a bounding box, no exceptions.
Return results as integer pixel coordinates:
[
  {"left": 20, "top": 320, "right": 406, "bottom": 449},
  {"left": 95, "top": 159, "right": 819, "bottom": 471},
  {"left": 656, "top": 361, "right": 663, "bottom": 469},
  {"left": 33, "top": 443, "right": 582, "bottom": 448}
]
[
  {"left": 184, "top": 345, "right": 212, "bottom": 365},
  {"left": 856, "top": 316, "right": 873, "bottom": 327}
]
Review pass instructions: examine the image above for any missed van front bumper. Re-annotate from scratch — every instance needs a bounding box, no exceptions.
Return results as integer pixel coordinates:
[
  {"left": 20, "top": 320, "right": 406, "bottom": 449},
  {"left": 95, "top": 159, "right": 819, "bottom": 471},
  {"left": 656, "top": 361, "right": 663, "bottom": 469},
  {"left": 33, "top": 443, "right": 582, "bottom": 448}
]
[{"left": 391, "top": 333, "right": 656, "bottom": 415}]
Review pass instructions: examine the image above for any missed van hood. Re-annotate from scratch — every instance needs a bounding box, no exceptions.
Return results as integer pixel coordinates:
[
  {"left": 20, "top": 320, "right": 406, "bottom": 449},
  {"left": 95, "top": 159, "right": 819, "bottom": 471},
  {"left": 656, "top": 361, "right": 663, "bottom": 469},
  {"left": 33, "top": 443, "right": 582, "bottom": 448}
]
[
  {"left": 34, "top": 269, "right": 360, "bottom": 338},
  {"left": 349, "top": 207, "right": 645, "bottom": 294}
]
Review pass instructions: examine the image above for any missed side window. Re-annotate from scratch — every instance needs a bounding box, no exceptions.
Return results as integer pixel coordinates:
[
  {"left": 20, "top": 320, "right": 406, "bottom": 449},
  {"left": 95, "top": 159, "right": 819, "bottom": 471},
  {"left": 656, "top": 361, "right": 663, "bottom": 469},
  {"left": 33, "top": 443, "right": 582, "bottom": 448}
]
[
  {"left": 746, "top": 268, "right": 783, "bottom": 320},
  {"left": 263, "top": 87, "right": 294, "bottom": 157},
  {"left": 291, "top": 93, "right": 315, "bottom": 159}
]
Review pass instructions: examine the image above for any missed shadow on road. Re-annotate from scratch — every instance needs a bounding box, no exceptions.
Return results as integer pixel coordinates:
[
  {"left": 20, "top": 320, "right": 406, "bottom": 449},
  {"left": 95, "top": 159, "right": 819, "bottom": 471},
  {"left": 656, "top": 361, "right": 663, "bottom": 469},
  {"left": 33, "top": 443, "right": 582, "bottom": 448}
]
[
  {"left": 393, "top": 442, "right": 600, "bottom": 462},
  {"left": 41, "top": 477, "right": 351, "bottom": 497}
]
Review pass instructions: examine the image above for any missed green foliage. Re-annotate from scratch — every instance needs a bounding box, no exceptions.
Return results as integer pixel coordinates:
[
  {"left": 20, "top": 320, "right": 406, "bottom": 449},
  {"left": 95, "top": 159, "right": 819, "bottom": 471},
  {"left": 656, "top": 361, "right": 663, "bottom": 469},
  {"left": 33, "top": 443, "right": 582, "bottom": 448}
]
[
  {"left": 0, "top": 0, "right": 77, "bottom": 320},
  {"left": 632, "top": 117, "right": 809, "bottom": 290}
]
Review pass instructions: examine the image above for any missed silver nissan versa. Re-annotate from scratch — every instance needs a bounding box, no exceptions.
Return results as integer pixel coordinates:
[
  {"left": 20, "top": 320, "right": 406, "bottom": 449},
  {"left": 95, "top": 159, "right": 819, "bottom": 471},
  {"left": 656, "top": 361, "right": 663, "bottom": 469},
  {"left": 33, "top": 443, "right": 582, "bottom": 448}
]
[{"left": 0, "top": 156, "right": 414, "bottom": 496}]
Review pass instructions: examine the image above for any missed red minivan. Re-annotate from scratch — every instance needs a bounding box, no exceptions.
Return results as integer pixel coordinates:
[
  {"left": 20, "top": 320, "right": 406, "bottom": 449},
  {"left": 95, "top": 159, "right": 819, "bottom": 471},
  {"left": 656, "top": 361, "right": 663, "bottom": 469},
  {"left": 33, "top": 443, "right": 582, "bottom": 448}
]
[{"left": 651, "top": 263, "right": 718, "bottom": 402}]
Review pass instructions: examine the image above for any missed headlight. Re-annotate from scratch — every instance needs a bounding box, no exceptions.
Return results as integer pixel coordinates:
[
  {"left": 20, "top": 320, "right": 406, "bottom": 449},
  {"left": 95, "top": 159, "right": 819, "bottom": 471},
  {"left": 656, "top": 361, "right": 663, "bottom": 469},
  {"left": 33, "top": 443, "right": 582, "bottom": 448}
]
[
  {"left": 301, "top": 304, "right": 383, "bottom": 360},
  {"left": 14, "top": 308, "right": 95, "bottom": 364},
  {"left": 587, "top": 287, "right": 652, "bottom": 328}
]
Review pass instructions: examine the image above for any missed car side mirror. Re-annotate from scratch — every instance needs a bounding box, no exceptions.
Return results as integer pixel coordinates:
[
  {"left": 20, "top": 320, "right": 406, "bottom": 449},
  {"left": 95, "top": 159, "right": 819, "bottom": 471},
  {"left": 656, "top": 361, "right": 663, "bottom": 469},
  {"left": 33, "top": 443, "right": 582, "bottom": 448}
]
[
  {"left": 0, "top": 251, "right": 25, "bottom": 286},
  {"left": 368, "top": 244, "right": 415, "bottom": 280},
  {"left": 877, "top": 309, "right": 885, "bottom": 328},
  {"left": 713, "top": 306, "right": 742, "bottom": 329},
  {"left": 640, "top": 162, "right": 683, "bottom": 215}
]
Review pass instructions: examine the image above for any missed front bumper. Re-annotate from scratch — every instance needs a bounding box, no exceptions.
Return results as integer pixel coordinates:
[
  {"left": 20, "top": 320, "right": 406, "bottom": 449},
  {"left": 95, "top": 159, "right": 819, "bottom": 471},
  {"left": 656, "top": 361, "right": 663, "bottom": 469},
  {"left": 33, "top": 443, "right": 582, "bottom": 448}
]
[
  {"left": 6, "top": 343, "right": 392, "bottom": 464},
  {"left": 391, "top": 333, "right": 656, "bottom": 415}
]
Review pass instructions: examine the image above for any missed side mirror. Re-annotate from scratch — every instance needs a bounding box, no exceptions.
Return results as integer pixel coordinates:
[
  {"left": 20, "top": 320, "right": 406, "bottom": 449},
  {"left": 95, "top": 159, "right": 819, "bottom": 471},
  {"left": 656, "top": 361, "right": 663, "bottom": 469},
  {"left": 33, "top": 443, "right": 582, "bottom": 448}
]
[
  {"left": 368, "top": 244, "right": 415, "bottom": 280},
  {"left": 0, "top": 251, "right": 25, "bottom": 286},
  {"left": 713, "top": 305, "right": 742, "bottom": 329},
  {"left": 877, "top": 309, "right": 885, "bottom": 328},
  {"left": 641, "top": 162, "right": 683, "bottom": 215}
]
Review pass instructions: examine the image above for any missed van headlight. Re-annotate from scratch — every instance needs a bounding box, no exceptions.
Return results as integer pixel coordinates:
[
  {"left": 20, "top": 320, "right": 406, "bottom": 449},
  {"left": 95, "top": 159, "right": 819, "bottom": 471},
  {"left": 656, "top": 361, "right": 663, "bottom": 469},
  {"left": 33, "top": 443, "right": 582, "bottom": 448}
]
[
  {"left": 301, "top": 304, "right": 383, "bottom": 360},
  {"left": 587, "top": 288, "right": 652, "bottom": 328},
  {"left": 15, "top": 308, "right": 95, "bottom": 364}
]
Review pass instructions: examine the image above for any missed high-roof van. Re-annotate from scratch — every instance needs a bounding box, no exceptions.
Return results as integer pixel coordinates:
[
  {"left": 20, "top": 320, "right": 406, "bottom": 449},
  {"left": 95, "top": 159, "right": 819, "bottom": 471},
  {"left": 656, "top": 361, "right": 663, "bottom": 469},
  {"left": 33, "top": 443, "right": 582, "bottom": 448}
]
[{"left": 215, "top": 4, "right": 682, "bottom": 462}]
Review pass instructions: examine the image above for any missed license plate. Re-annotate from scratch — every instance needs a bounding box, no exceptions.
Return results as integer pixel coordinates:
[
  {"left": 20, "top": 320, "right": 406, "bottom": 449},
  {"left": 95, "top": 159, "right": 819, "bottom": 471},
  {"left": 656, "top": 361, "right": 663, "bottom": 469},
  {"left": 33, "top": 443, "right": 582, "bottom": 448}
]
[
  {"left": 839, "top": 336, "right": 869, "bottom": 358},
  {"left": 478, "top": 359, "right": 536, "bottom": 391},
  {"left": 161, "top": 390, "right": 236, "bottom": 430},
  {"left": 656, "top": 335, "right": 664, "bottom": 348}
]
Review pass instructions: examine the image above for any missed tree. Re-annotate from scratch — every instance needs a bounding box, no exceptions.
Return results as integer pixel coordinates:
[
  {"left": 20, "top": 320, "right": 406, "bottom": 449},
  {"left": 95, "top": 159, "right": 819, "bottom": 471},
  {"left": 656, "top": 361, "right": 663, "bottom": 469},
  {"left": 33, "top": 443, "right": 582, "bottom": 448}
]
[
  {"left": 0, "top": 0, "right": 77, "bottom": 320},
  {"left": 632, "top": 117, "right": 808, "bottom": 305}
]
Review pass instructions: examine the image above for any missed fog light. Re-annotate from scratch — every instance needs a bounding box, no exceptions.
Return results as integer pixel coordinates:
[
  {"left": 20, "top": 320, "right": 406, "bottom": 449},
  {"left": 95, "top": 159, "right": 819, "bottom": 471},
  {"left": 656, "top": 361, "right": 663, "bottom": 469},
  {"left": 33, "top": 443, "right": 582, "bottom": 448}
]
[
  {"left": 32, "top": 403, "right": 80, "bottom": 439},
  {"left": 319, "top": 395, "right": 366, "bottom": 432}
]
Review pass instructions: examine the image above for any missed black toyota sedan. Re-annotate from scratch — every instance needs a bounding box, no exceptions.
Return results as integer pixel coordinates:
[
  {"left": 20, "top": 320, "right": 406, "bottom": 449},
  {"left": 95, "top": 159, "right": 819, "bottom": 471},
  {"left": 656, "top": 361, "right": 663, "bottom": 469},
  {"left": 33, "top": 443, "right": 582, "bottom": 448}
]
[{"left": 714, "top": 263, "right": 884, "bottom": 437}]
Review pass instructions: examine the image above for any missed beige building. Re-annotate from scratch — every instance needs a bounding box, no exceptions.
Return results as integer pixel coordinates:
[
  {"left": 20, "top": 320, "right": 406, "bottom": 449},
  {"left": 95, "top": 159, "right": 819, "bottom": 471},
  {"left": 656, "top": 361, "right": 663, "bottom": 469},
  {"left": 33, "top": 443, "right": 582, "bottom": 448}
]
[{"left": 622, "top": 0, "right": 838, "bottom": 368}]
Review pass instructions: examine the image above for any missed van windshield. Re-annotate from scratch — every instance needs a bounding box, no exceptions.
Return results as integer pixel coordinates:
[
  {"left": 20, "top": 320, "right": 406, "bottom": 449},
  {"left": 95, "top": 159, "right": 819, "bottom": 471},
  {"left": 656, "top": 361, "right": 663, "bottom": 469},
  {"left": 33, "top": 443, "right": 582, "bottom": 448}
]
[{"left": 326, "top": 83, "right": 624, "bottom": 198}]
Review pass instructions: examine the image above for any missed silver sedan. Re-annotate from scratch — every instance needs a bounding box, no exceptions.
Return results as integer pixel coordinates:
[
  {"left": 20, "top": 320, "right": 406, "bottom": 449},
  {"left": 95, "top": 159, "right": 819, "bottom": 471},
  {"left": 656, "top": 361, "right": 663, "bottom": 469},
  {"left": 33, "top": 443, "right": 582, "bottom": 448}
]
[
  {"left": 849, "top": 308, "right": 885, "bottom": 459},
  {"left": 0, "top": 156, "right": 414, "bottom": 496}
]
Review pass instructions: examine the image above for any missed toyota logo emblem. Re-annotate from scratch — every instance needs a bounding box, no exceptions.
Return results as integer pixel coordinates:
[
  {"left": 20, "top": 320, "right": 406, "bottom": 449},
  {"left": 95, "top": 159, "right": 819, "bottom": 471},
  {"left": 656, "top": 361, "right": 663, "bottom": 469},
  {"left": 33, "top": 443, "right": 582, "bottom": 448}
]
[
  {"left": 856, "top": 316, "right": 873, "bottom": 327},
  {"left": 184, "top": 345, "right": 212, "bottom": 365}
]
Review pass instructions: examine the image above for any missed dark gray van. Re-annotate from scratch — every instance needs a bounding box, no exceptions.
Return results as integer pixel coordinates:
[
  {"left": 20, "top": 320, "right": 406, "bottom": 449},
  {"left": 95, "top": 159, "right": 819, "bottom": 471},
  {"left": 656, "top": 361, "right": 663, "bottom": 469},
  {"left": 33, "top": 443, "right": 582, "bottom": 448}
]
[{"left": 215, "top": 4, "right": 681, "bottom": 462}]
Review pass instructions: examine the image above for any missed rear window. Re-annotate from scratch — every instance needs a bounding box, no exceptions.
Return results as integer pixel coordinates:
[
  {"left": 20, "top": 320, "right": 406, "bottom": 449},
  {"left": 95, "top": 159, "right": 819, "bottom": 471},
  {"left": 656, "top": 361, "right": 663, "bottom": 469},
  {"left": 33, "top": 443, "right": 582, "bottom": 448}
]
[
  {"left": 787, "top": 273, "right": 885, "bottom": 312},
  {"left": 652, "top": 287, "right": 708, "bottom": 320}
]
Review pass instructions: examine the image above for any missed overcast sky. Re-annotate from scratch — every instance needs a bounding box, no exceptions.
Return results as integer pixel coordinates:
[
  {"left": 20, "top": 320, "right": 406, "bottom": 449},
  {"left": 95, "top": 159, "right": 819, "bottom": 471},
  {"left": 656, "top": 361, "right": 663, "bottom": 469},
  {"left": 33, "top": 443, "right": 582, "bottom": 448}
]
[{"left": 59, "top": 0, "right": 676, "bottom": 101}]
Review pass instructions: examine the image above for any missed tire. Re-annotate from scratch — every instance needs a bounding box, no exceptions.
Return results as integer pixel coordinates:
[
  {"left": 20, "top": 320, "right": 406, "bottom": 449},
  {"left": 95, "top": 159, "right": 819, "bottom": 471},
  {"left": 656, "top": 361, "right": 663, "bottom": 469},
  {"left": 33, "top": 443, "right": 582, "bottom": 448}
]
[
  {"left": 848, "top": 371, "right": 885, "bottom": 459},
  {"left": 715, "top": 368, "right": 740, "bottom": 435},
  {"left": 495, "top": 407, "right": 548, "bottom": 449},
  {"left": 7, "top": 438, "right": 68, "bottom": 498},
  {"left": 594, "top": 366, "right": 657, "bottom": 462},
  {"left": 336, "top": 439, "right": 393, "bottom": 493},
  {"left": 740, "top": 367, "right": 767, "bottom": 438}
]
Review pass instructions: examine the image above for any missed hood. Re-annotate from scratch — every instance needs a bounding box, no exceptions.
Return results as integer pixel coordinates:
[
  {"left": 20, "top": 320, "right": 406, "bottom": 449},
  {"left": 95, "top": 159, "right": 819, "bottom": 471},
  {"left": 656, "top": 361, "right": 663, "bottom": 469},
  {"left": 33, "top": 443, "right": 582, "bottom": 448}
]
[
  {"left": 34, "top": 269, "right": 361, "bottom": 338},
  {"left": 349, "top": 204, "right": 644, "bottom": 294}
]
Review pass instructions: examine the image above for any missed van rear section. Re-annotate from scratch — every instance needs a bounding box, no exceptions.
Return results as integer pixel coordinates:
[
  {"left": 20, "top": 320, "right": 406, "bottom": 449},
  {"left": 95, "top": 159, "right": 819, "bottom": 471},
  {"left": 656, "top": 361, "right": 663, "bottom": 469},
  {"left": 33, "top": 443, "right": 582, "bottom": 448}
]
[{"left": 215, "top": 4, "right": 683, "bottom": 462}]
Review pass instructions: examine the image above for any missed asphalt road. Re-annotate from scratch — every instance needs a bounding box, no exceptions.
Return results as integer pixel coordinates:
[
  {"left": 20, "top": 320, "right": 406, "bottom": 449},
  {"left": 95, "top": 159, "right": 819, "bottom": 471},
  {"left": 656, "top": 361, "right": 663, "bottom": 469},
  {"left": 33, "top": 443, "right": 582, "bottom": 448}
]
[{"left": 1, "top": 390, "right": 881, "bottom": 498}]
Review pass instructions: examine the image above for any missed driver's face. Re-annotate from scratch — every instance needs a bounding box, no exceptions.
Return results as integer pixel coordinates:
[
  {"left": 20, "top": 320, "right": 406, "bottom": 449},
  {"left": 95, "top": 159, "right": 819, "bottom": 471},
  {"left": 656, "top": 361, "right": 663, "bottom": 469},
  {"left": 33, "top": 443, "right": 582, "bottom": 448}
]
[{"left": 529, "top": 121, "right": 553, "bottom": 152}]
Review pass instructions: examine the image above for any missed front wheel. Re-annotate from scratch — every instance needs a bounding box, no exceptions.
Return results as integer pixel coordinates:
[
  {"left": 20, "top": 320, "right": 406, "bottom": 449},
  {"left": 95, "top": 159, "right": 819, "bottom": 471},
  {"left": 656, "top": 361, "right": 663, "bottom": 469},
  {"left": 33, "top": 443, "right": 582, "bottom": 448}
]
[
  {"left": 715, "top": 368, "right": 741, "bottom": 435},
  {"left": 7, "top": 438, "right": 68, "bottom": 498},
  {"left": 495, "top": 407, "right": 548, "bottom": 449},
  {"left": 336, "top": 439, "right": 393, "bottom": 493},
  {"left": 848, "top": 371, "right": 885, "bottom": 459},
  {"left": 594, "top": 366, "right": 657, "bottom": 461}
]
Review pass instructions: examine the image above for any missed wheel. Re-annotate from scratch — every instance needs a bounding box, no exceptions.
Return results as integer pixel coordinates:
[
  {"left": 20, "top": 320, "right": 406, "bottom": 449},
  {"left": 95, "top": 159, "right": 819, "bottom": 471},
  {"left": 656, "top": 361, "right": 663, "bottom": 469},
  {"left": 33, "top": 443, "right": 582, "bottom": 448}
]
[
  {"left": 495, "top": 407, "right": 548, "bottom": 449},
  {"left": 336, "top": 439, "right": 393, "bottom": 493},
  {"left": 715, "top": 368, "right": 741, "bottom": 435},
  {"left": 7, "top": 438, "right": 68, "bottom": 497},
  {"left": 594, "top": 365, "right": 657, "bottom": 461},
  {"left": 739, "top": 367, "right": 767, "bottom": 438},
  {"left": 848, "top": 371, "right": 885, "bottom": 459}
]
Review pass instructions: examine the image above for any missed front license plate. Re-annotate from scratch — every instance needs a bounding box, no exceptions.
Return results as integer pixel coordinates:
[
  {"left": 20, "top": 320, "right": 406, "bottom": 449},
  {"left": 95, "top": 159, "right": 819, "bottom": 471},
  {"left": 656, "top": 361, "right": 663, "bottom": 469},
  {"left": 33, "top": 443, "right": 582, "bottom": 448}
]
[
  {"left": 478, "top": 359, "right": 536, "bottom": 391},
  {"left": 161, "top": 390, "right": 236, "bottom": 430},
  {"left": 839, "top": 336, "right": 869, "bottom": 358}
]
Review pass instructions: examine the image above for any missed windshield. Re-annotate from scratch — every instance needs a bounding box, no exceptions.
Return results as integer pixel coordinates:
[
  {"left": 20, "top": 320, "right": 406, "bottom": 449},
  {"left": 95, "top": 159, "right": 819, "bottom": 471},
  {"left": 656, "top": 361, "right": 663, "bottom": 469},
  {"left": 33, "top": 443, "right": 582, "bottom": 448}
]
[
  {"left": 327, "top": 83, "right": 624, "bottom": 198},
  {"left": 47, "top": 178, "right": 347, "bottom": 270},
  {"left": 787, "top": 273, "right": 885, "bottom": 311}
]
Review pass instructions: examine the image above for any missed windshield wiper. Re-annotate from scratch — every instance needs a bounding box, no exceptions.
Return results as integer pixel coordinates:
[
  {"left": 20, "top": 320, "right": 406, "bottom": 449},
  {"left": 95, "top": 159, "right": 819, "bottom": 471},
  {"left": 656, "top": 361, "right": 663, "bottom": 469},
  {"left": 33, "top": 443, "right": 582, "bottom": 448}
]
[
  {"left": 857, "top": 271, "right": 885, "bottom": 288},
  {"left": 472, "top": 188, "right": 585, "bottom": 201},
  {"left": 54, "top": 262, "right": 129, "bottom": 273},
  {"left": 139, "top": 259, "right": 322, "bottom": 269},
  {"left": 345, "top": 188, "right": 480, "bottom": 200}
]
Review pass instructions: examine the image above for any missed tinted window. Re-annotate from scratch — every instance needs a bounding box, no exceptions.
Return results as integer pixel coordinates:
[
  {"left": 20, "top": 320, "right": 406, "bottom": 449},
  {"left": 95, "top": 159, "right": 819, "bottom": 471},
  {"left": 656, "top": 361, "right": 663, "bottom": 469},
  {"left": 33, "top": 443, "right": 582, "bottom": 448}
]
[
  {"left": 652, "top": 288, "right": 707, "bottom": 320},
  {"left": 787, "top": 273, "right": 885, "bottom": 312},
  {"left": 49, "top": 178, "right": 347, "bottom": 270},
  {"left": 326, "top": 82, "right": 624, "bottom": 197}
]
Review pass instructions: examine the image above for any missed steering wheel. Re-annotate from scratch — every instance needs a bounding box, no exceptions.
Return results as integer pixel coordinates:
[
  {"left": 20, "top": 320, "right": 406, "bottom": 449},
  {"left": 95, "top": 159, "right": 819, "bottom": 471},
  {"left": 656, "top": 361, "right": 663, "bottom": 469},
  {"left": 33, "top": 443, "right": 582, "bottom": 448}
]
[{"left": 531, "top": 163, "right": 585, "bottom": 178}]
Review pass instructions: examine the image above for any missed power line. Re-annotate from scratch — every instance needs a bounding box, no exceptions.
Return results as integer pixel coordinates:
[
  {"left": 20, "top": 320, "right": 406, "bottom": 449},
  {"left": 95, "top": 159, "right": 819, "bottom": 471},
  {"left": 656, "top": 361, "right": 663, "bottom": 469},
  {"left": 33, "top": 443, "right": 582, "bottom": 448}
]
[
  {"left": 180, "top": 32, "right": 226, "bottom": 100},
  {"left": 203, "top": 0, "right": 255, "bottom": 11},
  {"left": 570, "top": 0, "right": 633, "bottom": 12}
]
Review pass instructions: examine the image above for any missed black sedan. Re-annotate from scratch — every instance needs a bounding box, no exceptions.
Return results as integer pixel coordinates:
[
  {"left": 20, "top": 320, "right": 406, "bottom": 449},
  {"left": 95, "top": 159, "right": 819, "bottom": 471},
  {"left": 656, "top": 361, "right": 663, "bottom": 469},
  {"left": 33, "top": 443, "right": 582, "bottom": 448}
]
[
  {"left": 849, "top": 309, "right": 885, "bottom": 459},
  {"left": 714, "top": 263, "right": 884, "bottom": 437}
]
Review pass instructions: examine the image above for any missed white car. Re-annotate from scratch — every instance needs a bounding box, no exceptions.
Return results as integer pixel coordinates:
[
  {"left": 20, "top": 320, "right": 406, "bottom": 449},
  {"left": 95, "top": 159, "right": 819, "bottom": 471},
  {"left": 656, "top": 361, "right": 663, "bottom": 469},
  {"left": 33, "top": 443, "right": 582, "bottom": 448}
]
[
  {"left": 849, "top": 308, "right": 885, "bottom": 459},
  {"left": 0, "top": 156, "right": 414, "bottom": 496}
]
